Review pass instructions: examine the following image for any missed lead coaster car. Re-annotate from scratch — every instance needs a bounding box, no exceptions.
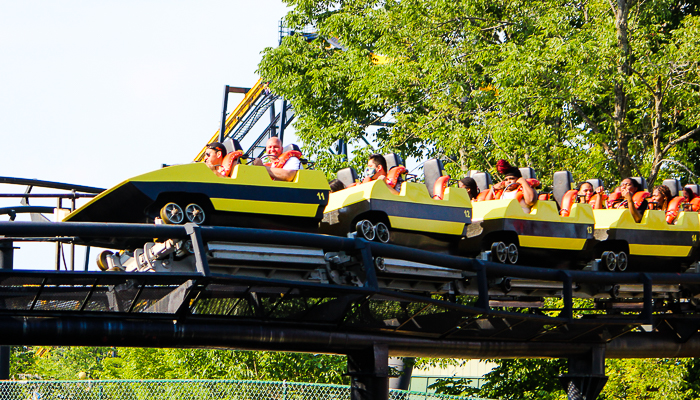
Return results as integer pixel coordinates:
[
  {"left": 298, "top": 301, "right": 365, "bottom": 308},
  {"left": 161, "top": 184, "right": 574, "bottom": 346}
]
[
  {"left": 64, "top": 162, "right": 330, "bottom": 249},
  {"left": 593, "top": 209, "right": 700, "bottom": 272},
  {"left": 320, "top": 180, "right": 472, "bottom": 254},
  {"left": 460, "top": 199, "right": 596, "bottom": 269}
]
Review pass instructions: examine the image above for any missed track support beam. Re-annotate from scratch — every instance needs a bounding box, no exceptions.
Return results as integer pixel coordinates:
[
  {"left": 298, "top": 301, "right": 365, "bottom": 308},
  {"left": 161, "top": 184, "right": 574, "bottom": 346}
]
[
  {"left": 559, "top": 344, "right": 608, "bottom": 400},
  {"left": 0, "top": 240, "right": 13, "bottom": 379},
  {"left": 347, "top": 343, "right": 390, "bottom": 400}
]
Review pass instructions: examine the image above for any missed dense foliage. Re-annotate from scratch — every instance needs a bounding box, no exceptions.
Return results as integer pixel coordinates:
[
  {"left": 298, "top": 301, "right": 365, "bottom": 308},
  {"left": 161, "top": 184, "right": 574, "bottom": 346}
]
[
  {"left": 10, "top": 347, "right": 347, "bottom": 383},
  {"left": 259, "top": 0, "right": 700, "bottom": 187}
]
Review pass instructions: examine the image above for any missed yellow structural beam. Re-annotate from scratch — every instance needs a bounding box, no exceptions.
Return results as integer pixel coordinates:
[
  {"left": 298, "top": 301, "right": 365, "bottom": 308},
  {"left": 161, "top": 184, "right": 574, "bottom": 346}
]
[{"left": 194, "top": 78, "right": 267, "bottom": 162}]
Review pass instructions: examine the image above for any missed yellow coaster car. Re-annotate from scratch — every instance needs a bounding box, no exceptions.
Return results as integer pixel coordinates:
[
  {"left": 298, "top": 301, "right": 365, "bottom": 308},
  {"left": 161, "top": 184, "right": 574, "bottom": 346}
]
[
  {"left": 593, "top": 209, "right": 700, "bottom": 272},
  {"left": 64, "top": 162, "right": 330, "bottom": 234},
  {"left": 320, "top": 179, "right": 472, "bottom": 253},
  {"left": 460, "top": 199, "right": 596, "bottom": 268}
]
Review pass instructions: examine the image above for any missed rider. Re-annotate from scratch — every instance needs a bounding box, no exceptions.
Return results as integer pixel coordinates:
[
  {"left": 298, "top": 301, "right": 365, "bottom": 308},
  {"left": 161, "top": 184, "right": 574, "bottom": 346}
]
[
  {"left": 458, "top": 177, "right": 479, "bottom": 200},
  {"left": 484, "top": 159, "right": 537, "bottom": 213},
  {"left": 612, "top": 178, "right": 648, "bottom": 223},
  {"left": 203, "top": 142, "right": 227, "bottom": 174},
  {"left": 363, "top": 154, "right": 400, "bottom": 195},
  {"left": 577, "top": 181, "right": 605, "bottom": 209},
  {"left": 253, "top": 137, "right": 301, "bottom": 181}
]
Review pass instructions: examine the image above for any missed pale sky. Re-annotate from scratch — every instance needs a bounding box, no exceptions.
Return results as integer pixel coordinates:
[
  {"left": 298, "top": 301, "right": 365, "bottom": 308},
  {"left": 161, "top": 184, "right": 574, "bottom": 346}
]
[{"left": 0, "top": 0, "right": 293, "bottom": 269}]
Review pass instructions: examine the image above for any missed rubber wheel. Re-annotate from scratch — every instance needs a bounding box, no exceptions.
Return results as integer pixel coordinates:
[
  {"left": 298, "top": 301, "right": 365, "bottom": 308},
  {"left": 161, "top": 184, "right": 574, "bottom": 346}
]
[
  {"left": 616, "top": 251, "right": 628, "bottom": 272},
  {"left": 160, "top": 203, "right": 184, "bottom": 225},
  {"left": 375, "top": 222, "right": 390, "bottom": 243},
  {"left": 97, "top": 250, "right": 113, "bottom": 271},
  {"left": 356, "top": 220, "right": 375, "bottom": 241},
  {"left": 491, "top": 242, "right": 507, "bottom": 263},
  {"left": 185, "top": 203, "right": 206, "bottom": 224},
  {"left": 506, "top": 243, "right": 519, "bottom": 264},
  {"left": 602, "top": 251, "right": 616, "bottom": 272}
]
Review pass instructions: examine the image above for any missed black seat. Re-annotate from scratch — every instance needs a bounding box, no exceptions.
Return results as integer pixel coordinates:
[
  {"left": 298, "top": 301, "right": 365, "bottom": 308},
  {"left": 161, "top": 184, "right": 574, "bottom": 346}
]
[
  {"left": 283, "top": 144, "right": 301, "bottom": 153},
  {"left": 423, "top": 159, "right": 444, "bottom": 198},
  {"left": 631, "top": 177, "right": 647, "bottom": 190},
  {"left": 222, "top": 138, "right": 243, "bottom": 154},
  {"left": 586, "top": 179, "right": 604, "bottom": 191},
  {"left": 336, "top": 167, "right": 358, "bottom": 188},
  {"left": 384, "top": 153, "right": 403, "bottom": 172},
  {"left": 685, "top": 184, "right": 700, "bottom": 196},
  {"left": 552, "top": 171, "right": 573, "bottom": 206},
  {"left": 663, "top": 179, "right": 682, "bottom": 197},
  {"left": 519, "top": 167, "right": 537, "bottom": 180},
  {"left": 468, "top": 171, "right": 492, "bottom": 192}
]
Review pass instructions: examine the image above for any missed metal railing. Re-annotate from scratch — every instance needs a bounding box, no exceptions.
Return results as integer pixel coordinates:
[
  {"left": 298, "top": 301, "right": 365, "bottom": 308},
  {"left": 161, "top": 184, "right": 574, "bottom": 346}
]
[{"left": 0, "top": 380, "right": 481, "bottom": 400}]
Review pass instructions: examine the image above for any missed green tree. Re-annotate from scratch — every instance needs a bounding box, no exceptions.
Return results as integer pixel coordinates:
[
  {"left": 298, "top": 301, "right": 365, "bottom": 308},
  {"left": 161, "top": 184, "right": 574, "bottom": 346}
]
[{"left": 259, "top": 0, "right": 700, "bottom": 186}]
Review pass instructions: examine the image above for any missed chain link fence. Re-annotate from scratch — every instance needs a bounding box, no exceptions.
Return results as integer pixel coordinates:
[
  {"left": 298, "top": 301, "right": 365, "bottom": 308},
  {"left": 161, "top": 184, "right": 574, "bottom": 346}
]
[{"left": 0, "top": 380, "right": 481, "bottom": 400}]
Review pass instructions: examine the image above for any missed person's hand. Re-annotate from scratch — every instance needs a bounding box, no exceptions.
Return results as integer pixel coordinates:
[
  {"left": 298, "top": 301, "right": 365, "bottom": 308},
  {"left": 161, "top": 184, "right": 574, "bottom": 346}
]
[
  {"left": 595, "top": 186, "right": 604, "bottom": 195},
  {"left": 377, "top": 174, "right": 387, "bottom": 180},
  {"left": 493, "top": 181, "right": 505, "bottom": 190},
  {"left": 620, "top": 186, "right": 632, "bottom": 199}
]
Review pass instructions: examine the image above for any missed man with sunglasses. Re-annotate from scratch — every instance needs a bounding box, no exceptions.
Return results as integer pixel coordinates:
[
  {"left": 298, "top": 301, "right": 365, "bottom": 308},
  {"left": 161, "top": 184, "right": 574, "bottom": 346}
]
[{"left": 203, "top": 142, "right": 227, "bottom": 173}]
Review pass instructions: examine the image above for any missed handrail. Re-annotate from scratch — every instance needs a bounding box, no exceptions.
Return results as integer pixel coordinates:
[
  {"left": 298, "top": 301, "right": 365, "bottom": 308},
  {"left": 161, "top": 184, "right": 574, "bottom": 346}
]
[{"left": 0, "top": 177, "right": 104, "bottom": 193}]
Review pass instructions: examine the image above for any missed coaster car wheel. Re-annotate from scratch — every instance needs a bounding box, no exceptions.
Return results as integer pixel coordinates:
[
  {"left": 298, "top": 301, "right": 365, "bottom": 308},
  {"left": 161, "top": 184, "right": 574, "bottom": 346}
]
[
  {"left": 491, "top": 242, "right": 508, "bottom": 263},
  {"left": 185, "top": 203, "right": 206, "bottom": 224},
  {"left": 616, "top": 251, "right": 628, "bottom": 272},
  {"left": 375, "top": 222, "right": 390, "bottom": 243},
  {"left": 602, "top": 251, "right": 616, "bottom": 272},
  {"left": 356, "top": 220, "right": 375, "bottom": 241},
  {"left": 506, "top": 243, "right": 519, "bottom": 264},
  {"left": 160, "top": 203, "right": 184, "bottom": 225}
]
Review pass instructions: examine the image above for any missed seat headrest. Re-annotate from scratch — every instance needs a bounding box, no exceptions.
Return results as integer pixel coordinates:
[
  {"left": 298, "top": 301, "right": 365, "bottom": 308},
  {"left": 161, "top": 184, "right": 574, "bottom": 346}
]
[
  {"left": 336, "top": 167, "right": 358, "bottom": 188},
  {"left": 685, "top": 184, "right": 700, "bottom": 195},
  {"left": 519, "top": 167, "right": 537, "bottom": 180},
  {"left": 586, "top": 179, "right": 604, "bottom": 190},
  {"left": 662, "top": 179, "right": 682, "bottom": 197},
  {"left": 223, "top": 138, "right": 243, "bottom": 153},
  {"left": 283, "top": 144, "right": 301, "bottom": 153},
  {"left": 423, "top": 159, "right": 444, "bottom": 198},
  {"left": 384, "top": 153, "right": 403, "bottom": 171},
  {"left": 552, "top": 171, "right": 573, "bottom": 206},
  {"left": 470, "top": 172, "right": 492, "bottom": 192},
  {"left": 631, "top": 177, "right": 647, "bottom": 190}
]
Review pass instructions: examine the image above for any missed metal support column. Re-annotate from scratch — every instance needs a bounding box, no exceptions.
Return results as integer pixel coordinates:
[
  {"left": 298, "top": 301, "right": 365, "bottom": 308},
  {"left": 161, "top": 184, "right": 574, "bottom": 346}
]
[
  {"left": 559, "top": 344, "right": 608, "bottom": 400},
  {"left": 347, "top": 343, "right": 390, "bottom": 400},
  {"left": 0, "top": 241, "right": 13, "bottom": 379},
  {"left": 269, "top": 101, "right": 277, "bottom": 137},
  {"left": 278, "top": 99, "right": 288, "bottom": 143},
  {"left": 55, "top": 198, "right": 62, "bottom": 270},
  {"left": 220, "top": 85, "right": 231, "bottom": 143},
  {"left": 388, "top": 357, "right": 414, "bottom": 390}
]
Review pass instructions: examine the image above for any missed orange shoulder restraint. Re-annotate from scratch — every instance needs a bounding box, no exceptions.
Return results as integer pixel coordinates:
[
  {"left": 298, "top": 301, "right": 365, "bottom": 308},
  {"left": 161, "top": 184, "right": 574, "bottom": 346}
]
[
  {"left": 385, "top": 166, "right": 407, "bottom": 188},
  {"left": 265, "top": 150, "right": 302, "bottom": 169},
  {"left": 432, "top": 175, "right": 450, "bottom": 200},
  {"left": 560, "top": 189, "right": 578, "bottom": 217},
  {"left": 665, "top": 196, "right": 686, "bottom": 224},
  {"left": 216, "top": 150, "right": 243, "bottom": 178}
]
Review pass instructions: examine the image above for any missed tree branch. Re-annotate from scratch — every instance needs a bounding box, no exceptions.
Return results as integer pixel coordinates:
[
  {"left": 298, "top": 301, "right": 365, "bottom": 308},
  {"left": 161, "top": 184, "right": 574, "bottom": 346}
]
[
  {"left": 662, "top": 126, "right": 700, "bottom": 154},
  {"left": 627, "top": 65, "right": 655, "bottom": 94}
]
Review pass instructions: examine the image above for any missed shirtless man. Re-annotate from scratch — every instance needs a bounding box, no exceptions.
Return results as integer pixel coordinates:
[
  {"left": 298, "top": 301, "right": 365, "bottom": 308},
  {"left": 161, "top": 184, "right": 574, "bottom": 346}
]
[
  {"left": 203, "top": 142, "right": 227, "bottom": 173},
  {"left": 253, "top": 137, "right": 301, "bottom": 181},
  {"left": 364, "top": 154, "right": 400, "bottom": 195}
]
